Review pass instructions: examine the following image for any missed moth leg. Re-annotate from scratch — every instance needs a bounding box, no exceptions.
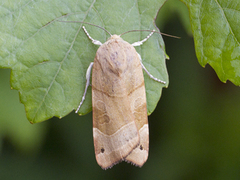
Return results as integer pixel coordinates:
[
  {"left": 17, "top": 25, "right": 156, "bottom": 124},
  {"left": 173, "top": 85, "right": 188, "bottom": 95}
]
[
  {"left": 75, "top": 62, "right": 94, "bottom": 113},
  {"left": 131, "top": 30, "right": 155, "bottom": 47},
  {"left": 82, "top": 26, "right": 103, "bottom": 46},
  {"left": 137, "top": 53, "right": 166, "bottom": 84}
]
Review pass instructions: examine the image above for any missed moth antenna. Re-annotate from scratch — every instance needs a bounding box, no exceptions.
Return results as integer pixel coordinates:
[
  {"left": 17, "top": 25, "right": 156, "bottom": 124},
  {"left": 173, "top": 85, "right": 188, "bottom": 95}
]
[
  {"left": 57, "top": 20, "right": 112, "bottom": 36},
  {"left": 120, "top": 29, "right": 180, "bottom": 39}
]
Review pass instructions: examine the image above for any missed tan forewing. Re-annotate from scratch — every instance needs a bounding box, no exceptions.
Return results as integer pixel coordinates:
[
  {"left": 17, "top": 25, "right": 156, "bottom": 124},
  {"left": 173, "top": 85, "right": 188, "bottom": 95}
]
[
  {"left": 124, "top": 84, "right": 149, "bottom": 166},
  {"left": 92, "top": 35, "right": 147, "bottom": 169}
]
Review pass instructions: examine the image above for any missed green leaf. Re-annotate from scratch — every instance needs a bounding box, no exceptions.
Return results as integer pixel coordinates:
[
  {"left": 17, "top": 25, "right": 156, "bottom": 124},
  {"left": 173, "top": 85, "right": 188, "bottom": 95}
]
[
  {"left": 0, "top": 0, "right": 168, "bottom": 123},
  {"left": 181, "top": 0, "right": 240, "bottom": 85},
  {"left": 156, "top": 0, "right": 192, "bottom": 35}
]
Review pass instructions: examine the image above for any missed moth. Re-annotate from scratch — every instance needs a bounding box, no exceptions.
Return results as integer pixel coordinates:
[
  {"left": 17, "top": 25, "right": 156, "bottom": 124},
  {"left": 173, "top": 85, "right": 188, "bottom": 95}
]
[{"left": 75, "top": 24, "right": 166, "bottom": 169}]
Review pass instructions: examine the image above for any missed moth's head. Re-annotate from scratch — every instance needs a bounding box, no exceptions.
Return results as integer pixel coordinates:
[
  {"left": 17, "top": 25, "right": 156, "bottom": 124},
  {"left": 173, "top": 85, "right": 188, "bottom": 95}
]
[{"left": 108, "top": 35, "right": 122, "bottom": 41}]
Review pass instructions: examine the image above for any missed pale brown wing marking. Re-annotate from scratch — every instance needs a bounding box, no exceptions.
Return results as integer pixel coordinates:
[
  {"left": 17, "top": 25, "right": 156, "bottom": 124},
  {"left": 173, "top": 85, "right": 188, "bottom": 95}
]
[
  {"left": 94, "top": 100, "right": 110, "bottom": 124},
  {"left": 93, "top": 121, "right": 139, "bottom": 169},
  {"left": 124, "top": 124, "right": 149, "bottom": 166},
  {"left": 93, "top": 89, "right": 137, "bottom": 132},
  {"left": 125, "top": 86, "right": 149, "bottom": 166},
  {"left": 92, "top": 83, "right": 140, "bottom": 169}
]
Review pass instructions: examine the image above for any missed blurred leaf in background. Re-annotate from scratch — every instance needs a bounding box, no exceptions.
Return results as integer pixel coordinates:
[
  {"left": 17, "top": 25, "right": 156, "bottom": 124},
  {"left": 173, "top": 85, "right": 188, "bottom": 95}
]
[
  {"left": 0, "top": 69, "right": 47, "bottom": 155},
  {"left": 157, "top": 0, "right": 192, "bottom": 35}
]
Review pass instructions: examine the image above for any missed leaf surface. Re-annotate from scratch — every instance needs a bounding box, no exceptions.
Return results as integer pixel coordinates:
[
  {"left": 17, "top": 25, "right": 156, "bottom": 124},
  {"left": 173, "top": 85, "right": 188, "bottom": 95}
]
[
  {"left": 181, "top": 0, "right": 240, "bottom": 84},
  {"left": 0, "top": 0, "right": 168, "bottom": 123}
]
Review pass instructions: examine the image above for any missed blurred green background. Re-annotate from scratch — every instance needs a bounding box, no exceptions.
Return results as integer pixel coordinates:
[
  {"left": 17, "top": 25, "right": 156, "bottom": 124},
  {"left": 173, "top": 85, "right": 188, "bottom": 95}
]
[{"left": 1, "top": 0, "right": 240, "bottom": 179}]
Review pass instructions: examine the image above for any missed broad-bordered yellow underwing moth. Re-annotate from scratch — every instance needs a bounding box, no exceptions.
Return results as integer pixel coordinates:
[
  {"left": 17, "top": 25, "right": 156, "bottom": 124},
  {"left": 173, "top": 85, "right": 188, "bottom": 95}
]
[{"left": 75, "top": 24, "right": 166, "bottom": 169}]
